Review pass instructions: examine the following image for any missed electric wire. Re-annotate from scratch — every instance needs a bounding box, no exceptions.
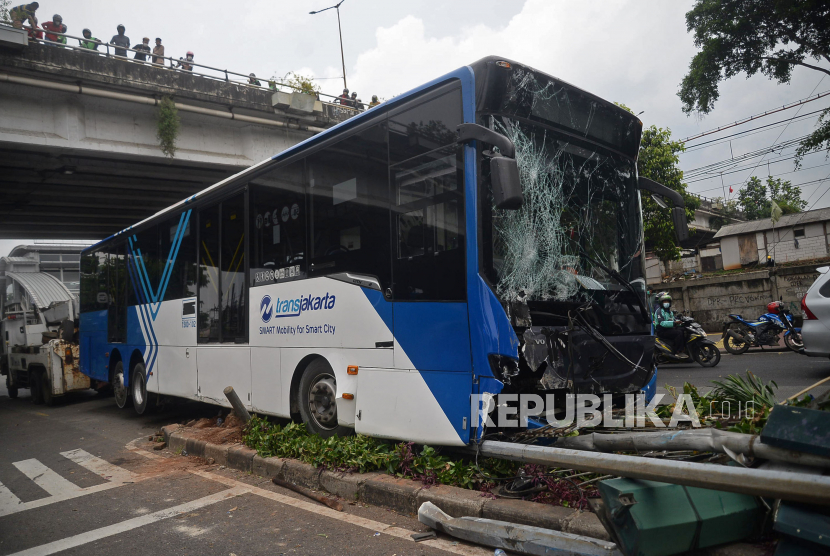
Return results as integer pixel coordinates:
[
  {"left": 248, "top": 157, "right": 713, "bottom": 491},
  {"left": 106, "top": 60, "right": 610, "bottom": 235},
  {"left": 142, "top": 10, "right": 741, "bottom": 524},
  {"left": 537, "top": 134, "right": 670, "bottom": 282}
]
[{"left": 678, "top": 89, "right": 830, "bottom": 144}]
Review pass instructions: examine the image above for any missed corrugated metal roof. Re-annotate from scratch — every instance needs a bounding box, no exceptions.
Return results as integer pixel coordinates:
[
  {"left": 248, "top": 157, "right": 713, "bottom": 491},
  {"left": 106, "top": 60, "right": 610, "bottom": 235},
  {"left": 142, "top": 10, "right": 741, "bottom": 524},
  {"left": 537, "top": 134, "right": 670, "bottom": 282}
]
[
  {"left": 713, "top": 207, "right": 830, "bottom": 239},
  {"left": 5, "top": 272, "right": 75, "bottom": 310}
]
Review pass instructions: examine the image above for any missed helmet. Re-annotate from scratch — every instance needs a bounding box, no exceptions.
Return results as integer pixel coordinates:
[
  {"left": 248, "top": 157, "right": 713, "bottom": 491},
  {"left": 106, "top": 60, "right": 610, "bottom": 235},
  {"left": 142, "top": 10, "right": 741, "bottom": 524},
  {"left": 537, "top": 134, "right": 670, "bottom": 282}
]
[
  {"left": 659, "top": 294, "right": 672, "bottom": 303},
  {"left": 249, "top": 73, "right": 256, "bottom": 77},
  {"left": 767, "top": 301, "right": 783, "bottom": 314},
  {"left": 82, "top": 28, "right": 91, "bottom": 36},
  {"left": 343, "top": 88, "right": 349, "bottom": 94},
  {"left": 187, "top": 51, "right": 194, "bottom": 56},
  {"left": 117, "top": 23, "right": 125, "bottom": 30},
  {"left": 52, "top": 13, "right": 62, "bottom": 22},
  {"left": 372, "top": 95, "right": 378, "bottom": 101},
  {"left": 351, "top": 92, "right": 357, "bottom": 97}
]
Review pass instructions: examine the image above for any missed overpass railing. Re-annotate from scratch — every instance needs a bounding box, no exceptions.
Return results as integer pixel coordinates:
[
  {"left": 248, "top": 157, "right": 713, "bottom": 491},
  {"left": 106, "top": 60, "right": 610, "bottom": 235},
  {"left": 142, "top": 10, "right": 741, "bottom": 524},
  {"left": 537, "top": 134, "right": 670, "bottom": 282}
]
[{"left": 10, "top": 24, "right": 366, "bottom": 115}]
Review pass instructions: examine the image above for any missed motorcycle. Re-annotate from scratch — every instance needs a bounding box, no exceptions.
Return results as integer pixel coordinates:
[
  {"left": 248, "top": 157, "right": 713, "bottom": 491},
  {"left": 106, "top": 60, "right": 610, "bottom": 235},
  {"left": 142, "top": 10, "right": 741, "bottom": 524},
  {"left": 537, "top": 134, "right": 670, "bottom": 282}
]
[
  {"left": 722, "top": 301, "right": 803, "bottom": 354},
  {"left": 654, "top": 314, "right": 721, "bottom": 367}
]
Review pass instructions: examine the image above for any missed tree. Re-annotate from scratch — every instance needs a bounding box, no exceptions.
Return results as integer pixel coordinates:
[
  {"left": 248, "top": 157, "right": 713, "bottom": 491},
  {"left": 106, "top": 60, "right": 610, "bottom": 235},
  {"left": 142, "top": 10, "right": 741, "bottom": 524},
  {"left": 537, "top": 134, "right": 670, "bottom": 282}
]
[
  {"left": 0, "top": 0, "right": 11, "bottom": 23},
  {"left": 616, "top": 103, "right": 699, "bottom": 261},
  {"left": 678, "top": 0, "right": 830, "bottom": 165},
  {"left": 271, "top": 72, "right": 321, "bottom": 96},
  {"left": 737, "top": 176, "right": 807, "bottom": 220},
  {"left": 708, "top": 198, "right": 740, "bottom": 229}
]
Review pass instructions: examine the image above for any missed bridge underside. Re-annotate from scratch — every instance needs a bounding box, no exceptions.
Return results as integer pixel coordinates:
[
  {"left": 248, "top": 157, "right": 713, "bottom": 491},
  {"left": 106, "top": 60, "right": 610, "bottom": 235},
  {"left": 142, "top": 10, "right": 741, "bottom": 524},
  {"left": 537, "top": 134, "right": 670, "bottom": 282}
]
[{"left": 0, "top": 144, "right": 236, "bottom": 239}]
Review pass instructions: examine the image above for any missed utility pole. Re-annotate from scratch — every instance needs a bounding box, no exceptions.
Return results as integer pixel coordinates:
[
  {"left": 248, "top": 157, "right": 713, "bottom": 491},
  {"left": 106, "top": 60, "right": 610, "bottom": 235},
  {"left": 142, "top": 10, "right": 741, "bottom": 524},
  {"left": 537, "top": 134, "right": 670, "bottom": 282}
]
[{"left": 310, "top": 0, "right": 348, "bottom": 91}]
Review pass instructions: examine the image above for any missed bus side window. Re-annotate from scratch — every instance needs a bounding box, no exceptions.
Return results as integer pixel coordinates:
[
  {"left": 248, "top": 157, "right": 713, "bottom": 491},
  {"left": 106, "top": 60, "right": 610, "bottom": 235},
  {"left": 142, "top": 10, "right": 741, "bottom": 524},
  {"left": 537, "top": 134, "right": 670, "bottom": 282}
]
[
  {"left": 80, "top": 251, "right": 108, "bottom": 315},
  {"left": 107, "top": 244, "right": 127, "bottom": 343},
  {"left": 249, "top": 161, "right": 306, "bottom": 286},
  {"left": 307, "top": 123, "right": 391, "bottom": 288},
  {"left": 161, "top": 210, "right": 197, "bottom": 301},
  {"left": 199, "top": 205, "right": 221, "bottom": 343},
  {"left": 388, "top": 86, "right": 466, "bottom": 301}
]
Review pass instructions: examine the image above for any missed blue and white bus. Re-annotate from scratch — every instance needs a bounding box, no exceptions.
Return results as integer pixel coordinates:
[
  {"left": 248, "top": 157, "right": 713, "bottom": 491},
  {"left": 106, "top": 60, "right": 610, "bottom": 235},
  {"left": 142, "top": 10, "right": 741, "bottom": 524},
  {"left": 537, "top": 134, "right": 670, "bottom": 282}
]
[{"left": 79, "top": 56, "right": 687, "bottom": 445}]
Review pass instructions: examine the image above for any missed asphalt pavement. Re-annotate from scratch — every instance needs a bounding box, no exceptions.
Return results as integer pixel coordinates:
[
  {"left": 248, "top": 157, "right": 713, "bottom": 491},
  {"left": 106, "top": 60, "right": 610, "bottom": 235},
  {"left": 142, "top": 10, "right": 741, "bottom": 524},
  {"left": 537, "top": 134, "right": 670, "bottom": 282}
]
[
  {"left": 655, "top": 345, "right": 830, "bottom": 401},
  {"left": 1, "top": 345, "right": 828, "bottom": 555},
  {"left": 0, "top": 390, "right": 488, "bottom": 556}
]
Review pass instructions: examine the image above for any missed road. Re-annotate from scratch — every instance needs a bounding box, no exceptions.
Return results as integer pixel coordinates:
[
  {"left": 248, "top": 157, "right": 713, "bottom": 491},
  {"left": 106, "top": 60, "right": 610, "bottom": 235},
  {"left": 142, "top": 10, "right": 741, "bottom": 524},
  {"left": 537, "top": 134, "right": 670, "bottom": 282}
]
[
  {"left": 0, "top": 389, "right": 488, "bottom": 556},
  {"left": 1, "top": 347, "right": 827, "bottom": 555},
  {"left": 656, "top": 347, "right": 830, "bottom": 401}
]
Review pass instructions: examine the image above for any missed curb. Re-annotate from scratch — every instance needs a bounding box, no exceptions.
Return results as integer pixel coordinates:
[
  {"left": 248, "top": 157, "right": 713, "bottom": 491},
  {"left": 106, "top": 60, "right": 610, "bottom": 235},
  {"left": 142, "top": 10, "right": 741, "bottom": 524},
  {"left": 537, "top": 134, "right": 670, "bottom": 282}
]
[
  {"left": 161, "top": 426, "right": 767, "bottom": 554},
  {"left": 161, "top": 425, "right": 610, "bottom": 540}
]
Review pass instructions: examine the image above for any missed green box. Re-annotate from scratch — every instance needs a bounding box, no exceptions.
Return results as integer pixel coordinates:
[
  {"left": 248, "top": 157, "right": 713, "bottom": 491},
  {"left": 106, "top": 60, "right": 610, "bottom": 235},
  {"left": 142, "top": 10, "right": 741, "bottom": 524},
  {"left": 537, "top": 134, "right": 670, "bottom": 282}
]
[{"left": 598, "top": 478, "right": 760, "bottom": 556}]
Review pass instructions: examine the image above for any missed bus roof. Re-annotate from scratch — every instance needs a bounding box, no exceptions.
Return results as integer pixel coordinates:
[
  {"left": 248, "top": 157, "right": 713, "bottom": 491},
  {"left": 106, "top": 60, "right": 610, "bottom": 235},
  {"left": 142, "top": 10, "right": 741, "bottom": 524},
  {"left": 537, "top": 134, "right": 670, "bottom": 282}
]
[{"left": 84, "top": 56, "right": 639, "bottom": 253}]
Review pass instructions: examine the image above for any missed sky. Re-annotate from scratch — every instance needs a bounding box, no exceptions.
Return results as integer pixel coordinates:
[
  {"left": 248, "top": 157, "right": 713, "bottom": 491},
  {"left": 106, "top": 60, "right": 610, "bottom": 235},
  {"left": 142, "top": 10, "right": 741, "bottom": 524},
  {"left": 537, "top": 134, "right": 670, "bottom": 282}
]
[{"left": 3, "top": 0, "right": 829, "bottom": 257}]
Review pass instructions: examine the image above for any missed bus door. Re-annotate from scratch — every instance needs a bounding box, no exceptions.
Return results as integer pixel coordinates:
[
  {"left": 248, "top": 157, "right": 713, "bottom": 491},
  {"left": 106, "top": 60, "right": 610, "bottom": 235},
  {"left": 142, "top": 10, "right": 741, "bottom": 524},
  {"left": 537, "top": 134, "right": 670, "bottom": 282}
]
[
  {"left": 196, "top": 194, "right": 251, "bottom": 407},
  {"left": 357, "top": 86, "right": 473, "bottom": 445}
]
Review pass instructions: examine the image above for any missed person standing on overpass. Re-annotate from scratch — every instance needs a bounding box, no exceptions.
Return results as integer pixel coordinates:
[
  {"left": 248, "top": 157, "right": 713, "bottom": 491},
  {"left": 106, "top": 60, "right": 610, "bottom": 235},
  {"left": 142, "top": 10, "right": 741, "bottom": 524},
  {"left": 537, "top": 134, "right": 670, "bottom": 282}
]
[
  {"left": 152, "top": 38, "right": 165, "bottom": 66},
  {"left": 79, "top": 29, "right": 100, "bottom": 51},
  {"left": 134, "top": 37, "right": 151, "bottom": 62},
  {"left": 9, "top": 2, "right": 38, "bottom": 29},
  {"left": 111, "top": 24, "right": 130, "bottom": 57}
]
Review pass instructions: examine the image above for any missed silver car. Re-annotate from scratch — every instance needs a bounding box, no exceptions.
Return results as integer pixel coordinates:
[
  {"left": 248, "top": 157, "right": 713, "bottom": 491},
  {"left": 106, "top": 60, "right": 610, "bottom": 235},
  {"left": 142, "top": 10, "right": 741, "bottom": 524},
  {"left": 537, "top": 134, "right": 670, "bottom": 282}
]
[{"left": 802, "top": 266, "right": 830, "bottom": 358}]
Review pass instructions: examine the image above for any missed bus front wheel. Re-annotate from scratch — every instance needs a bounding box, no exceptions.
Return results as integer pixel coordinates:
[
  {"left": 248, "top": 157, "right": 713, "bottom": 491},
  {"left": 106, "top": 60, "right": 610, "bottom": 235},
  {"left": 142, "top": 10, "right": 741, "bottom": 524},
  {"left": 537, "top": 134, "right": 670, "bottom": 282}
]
[
  {"left": 298, "top": 359, "right": 351, "bottom": 438},
  {"left": 112, "top": 361, "right": 129, "bottom": 409}
]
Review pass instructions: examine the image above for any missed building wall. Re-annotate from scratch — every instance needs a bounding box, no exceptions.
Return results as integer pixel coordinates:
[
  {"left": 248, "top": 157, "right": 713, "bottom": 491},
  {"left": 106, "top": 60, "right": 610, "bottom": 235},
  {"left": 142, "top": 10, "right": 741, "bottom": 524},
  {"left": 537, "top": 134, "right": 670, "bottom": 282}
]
[
  {"left": 660, "top": 263, "right": 822, "bottom": 331},
  {"left": 721, "top": 236, "right": 741, "bottom": 270}
]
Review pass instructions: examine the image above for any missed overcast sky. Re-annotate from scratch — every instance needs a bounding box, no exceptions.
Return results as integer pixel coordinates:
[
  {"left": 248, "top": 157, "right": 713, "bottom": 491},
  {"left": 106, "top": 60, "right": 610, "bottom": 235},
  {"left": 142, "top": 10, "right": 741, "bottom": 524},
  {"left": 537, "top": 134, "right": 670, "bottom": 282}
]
[{"left": 3, "top": 0, "right": 829, "bottom": 257}]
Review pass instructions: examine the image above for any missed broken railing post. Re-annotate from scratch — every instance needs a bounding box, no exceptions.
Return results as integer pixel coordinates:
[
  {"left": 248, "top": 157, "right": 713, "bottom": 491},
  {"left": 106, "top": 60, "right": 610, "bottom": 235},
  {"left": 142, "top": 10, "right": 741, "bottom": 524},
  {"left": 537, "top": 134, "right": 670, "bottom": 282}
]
[{"left": 223, "top": 386, "right": 251, "bottom": 423}]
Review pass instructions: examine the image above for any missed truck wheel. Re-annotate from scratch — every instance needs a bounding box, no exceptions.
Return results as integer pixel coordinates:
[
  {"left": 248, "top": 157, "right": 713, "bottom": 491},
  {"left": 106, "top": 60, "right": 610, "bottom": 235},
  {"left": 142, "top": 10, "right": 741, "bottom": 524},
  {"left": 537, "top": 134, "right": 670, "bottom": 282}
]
[
  {"left": 30, "top": 372, "right": 44, "bottom": 405},
  {"left": 5, "top": 375, "right": 18, "bottom": 399},
  {"left": 41, "top": 372, "right": 55, "bottom": 406},
  {"left": 112, "top": 361, "right": 129, "bottom": 409},
  {"left": 297, "top": 359, "right": 352, "bottom": 438},
  {"left": 132, "top": 362, "right": 150, "bottom": 415}
]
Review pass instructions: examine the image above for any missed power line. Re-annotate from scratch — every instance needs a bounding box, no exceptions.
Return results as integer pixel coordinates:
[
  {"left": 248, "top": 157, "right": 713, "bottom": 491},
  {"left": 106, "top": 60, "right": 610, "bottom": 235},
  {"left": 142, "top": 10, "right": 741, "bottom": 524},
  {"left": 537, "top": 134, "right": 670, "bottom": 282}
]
[
  {"left": 684, "top": 148, "right": 824, "bottom": 184},
  {"left": 678, "top": 89, "right": 830, "bottom": 144},
  {"left": 683, "top": 135, "right": 810, "bottom": 177},
  {"left": 730, "top": 76, "right": 826, "bottom": 198},
  {"left": 682, "top": 108, "right": 827, "bottom": 152},
  {"left": 690, "top": 175, "right": 830, "bottom": 196},
  {"left": 688, "top": 160, "right": 830, "bottom": 191}
]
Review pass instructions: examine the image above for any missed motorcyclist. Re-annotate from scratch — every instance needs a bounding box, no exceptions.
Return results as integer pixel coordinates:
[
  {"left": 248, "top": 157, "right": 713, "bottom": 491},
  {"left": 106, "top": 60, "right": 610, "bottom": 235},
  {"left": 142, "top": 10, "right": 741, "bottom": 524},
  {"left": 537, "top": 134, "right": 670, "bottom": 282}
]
[{"left": 653, "top": 294, "right": 686, "bottom": 355}]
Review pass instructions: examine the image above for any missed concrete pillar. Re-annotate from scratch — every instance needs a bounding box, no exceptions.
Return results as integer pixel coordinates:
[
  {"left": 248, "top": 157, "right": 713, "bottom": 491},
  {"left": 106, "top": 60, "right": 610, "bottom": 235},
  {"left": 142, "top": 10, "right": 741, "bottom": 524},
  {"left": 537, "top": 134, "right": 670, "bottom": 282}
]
[{"left": 681, "top": 286, "right": 691, "bottom": 313}]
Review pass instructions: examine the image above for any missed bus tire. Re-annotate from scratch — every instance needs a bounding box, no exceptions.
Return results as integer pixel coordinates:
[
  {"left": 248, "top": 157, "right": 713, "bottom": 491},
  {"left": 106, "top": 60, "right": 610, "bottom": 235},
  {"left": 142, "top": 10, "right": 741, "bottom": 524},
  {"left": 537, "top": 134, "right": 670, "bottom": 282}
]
[
  {"left": 112, "top": 361, "right": 129, "bottom": 409},
  {"left": 298, "top": 359, "right": 351, "bottom": 438},
  {"left": 131, "top": 362, "right": 150, "bottom": 416}
]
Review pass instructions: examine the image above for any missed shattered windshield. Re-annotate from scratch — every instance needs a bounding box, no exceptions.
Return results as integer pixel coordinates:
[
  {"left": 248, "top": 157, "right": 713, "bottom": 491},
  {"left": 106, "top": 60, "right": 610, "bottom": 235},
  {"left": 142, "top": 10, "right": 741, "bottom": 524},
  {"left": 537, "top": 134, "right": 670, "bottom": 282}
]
[{"left": 485, "top": 117, "right": 644, "bottom": 303}]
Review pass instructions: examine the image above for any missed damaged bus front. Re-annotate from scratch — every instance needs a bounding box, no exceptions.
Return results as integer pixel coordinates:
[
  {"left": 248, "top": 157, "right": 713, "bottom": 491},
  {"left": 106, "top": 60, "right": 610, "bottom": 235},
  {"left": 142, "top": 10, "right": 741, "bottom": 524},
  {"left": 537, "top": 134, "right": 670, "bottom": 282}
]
[{"left": 466, "top": 57, "right": 688, "bottom": 431}]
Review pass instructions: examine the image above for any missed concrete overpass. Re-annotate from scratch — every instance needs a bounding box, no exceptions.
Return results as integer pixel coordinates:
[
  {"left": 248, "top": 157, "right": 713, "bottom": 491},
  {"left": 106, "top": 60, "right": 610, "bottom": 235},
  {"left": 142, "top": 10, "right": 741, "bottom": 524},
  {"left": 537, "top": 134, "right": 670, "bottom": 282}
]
[{"left": 0, "top": 32, "right": 357, "bottom": 239}]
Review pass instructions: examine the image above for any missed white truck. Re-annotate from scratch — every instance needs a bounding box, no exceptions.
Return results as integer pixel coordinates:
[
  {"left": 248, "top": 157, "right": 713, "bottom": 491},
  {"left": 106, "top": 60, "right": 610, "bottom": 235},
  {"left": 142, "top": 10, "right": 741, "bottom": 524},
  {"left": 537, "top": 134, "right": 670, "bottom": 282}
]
[{"left": 1, "top": 272, "right": 89, "bottom": 404}]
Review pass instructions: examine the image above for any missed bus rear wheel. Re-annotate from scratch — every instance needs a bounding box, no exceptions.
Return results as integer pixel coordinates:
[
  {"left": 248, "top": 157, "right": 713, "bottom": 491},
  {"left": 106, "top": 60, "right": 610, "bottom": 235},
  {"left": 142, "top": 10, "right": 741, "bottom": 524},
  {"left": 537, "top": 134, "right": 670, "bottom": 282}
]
[
  {"left": 298, "top": 359, "right": 352, "bottom": 438},
  {"left": 112, "top": 361, "right": 129, "bottom": 409},
  {"left": 30, "top": 371, "right": 44, "bottom": 405},
  {"left": 6, "top": 375, "right": 18, "bottom": 399},
  {"left": 132, "top": 362, "right": 151, "bottom": 416}
]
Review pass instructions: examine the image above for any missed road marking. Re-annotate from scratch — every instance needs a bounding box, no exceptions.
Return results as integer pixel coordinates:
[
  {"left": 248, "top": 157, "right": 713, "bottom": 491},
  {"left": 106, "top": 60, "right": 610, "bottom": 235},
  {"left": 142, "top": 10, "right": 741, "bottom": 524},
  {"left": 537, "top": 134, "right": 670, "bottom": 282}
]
[
  {"left": 0, "top": 452, "right": 148, "bottom": 518},
  {"left": 188, "top": 469, "right": 491, "bottom": 556},
  {"left": 125, "top": 438, "right": 488, "bottom": 555},
  {"left": 6, "top": 487, "right": 249, "bottom": 556},
  {"left": 12, "top": 459, "right": 82, "bottom": 497},
  {"left": 0, "top": 480, "right": 22, "bottom": 511},
  {"left": 60, "top": 449, "right": 138, "bottom": 483}
]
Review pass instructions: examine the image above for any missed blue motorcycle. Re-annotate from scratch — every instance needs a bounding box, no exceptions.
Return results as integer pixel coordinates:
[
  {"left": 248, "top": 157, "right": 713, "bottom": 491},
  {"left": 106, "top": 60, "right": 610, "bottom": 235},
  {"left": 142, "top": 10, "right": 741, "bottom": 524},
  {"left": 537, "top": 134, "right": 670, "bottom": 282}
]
[{"left": 722, "top": 301, "right": 803, "bottom": 354}]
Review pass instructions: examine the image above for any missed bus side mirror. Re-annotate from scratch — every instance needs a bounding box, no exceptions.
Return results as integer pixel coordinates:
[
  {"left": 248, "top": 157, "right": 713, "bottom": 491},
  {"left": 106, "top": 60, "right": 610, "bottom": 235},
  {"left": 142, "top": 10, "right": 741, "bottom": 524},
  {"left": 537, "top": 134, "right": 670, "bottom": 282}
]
[
  {"left": 491, "top": 156, "right": 522, "bottom": 210},
  {"left": 638, "top": 177, "right": 689, "bottom": 243},
  {"left": 457, "top": 123, "right": 523, "bottom": 210}
]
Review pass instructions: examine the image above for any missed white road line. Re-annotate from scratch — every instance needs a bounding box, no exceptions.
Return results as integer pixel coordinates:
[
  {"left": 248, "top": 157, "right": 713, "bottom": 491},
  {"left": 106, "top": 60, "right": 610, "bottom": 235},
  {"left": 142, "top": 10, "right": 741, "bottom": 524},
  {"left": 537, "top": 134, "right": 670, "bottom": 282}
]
[
  {"left": 127, "top": 438, "right": 488, "bottom": 555},
  {"left": 6, "top": 487, "right": 249, "bottom": 556},
  {"left": 60, "top": 449, "right": 138, "bottom": 483},
  {"left": 0, "top": 480, "right": 22, "bottom": 514},
  {"left": 188, "top": 469, "right": 491, "bottom": 556},
  {"left": 12, "top": 459, "right": 82, "bottom": 497}
]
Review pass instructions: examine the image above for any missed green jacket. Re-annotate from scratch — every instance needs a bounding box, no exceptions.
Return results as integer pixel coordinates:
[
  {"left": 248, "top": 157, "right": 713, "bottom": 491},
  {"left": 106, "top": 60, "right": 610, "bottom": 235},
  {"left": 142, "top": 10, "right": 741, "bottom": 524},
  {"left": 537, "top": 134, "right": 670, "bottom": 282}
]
[
  {"left": 654, "top": 307, "right": 675, "bottom": 328},
  {"left": 80, "top": 37, "right": 100, "bottom": 50}
]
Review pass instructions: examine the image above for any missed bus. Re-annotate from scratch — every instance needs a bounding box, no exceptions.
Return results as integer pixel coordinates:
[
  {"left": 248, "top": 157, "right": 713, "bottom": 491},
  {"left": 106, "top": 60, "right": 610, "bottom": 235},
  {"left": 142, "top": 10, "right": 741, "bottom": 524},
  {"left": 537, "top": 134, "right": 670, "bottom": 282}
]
[{"left": 79, "top": 56, "right": 688, "bottom": 446}]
